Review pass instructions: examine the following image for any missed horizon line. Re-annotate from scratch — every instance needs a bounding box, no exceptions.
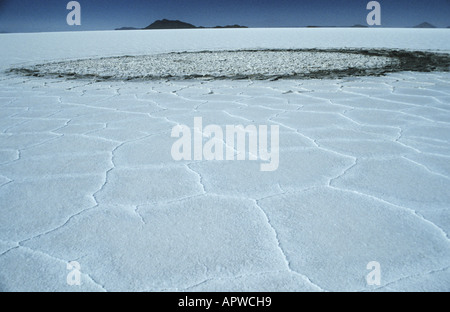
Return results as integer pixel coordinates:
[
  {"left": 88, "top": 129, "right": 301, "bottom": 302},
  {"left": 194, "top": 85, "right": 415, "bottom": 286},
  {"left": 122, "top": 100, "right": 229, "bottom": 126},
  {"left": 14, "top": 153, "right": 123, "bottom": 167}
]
[{"left": 2, "top": 25, "right": 450, "bottom": 34}]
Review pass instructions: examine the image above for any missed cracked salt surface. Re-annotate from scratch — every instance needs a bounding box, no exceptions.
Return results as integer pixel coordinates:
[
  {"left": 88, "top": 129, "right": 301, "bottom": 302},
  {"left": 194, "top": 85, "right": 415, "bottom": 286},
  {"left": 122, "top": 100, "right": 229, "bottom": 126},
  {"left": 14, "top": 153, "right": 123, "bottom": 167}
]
[{"left": 0, "top": 29, "right": 450, "bottom": 291}]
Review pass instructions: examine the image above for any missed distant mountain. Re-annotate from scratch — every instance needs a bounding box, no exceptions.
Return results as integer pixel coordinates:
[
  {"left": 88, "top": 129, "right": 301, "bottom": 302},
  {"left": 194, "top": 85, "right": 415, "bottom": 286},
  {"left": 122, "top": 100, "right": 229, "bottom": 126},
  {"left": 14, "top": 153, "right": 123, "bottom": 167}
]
[
  {"left": 115, "top": 27, "right": 140, "bottom": 31},
  {"left": 306, "top": 26, "right": 338, "bottom": 28},
  {"left": 306, "top": 25, "right": 367, "bottom": 28},
  {"left": 213, "top": 25, "right": 248, "bottom": 29},
  {"left": 144, "top": 19, "right": 196, "bottom": 29},
  {"left": 414, "top": 22, "right": 436, "bottom": 28},
  {"left": 116, "top": 19, "right": 247, "bottom": 30}
]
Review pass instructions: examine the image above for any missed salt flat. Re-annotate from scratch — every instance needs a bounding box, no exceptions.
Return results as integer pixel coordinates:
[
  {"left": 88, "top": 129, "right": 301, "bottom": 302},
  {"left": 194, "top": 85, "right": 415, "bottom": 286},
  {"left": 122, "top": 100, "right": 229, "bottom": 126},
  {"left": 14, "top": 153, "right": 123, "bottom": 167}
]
[{"left": 0, "top": 29, "right": 449, "bottom": 291}]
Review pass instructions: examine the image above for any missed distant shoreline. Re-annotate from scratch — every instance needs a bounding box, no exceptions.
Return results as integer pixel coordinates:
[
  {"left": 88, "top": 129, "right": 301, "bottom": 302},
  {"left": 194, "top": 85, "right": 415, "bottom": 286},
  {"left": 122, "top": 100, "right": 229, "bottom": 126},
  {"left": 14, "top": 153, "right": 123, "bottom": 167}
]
[
  {"left": 114, "top": 18, "right": 447, "bottom": 31},
  {"left": 2, "top": 25, "right": 450, "bottom": 35}
]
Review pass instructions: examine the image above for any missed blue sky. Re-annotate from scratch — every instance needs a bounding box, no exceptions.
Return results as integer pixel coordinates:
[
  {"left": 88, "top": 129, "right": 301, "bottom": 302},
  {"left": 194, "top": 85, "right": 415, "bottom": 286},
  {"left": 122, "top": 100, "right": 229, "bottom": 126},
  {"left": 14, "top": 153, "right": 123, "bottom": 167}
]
[{"left": 0, "top": 0, "right": 449, "bottom": 33}]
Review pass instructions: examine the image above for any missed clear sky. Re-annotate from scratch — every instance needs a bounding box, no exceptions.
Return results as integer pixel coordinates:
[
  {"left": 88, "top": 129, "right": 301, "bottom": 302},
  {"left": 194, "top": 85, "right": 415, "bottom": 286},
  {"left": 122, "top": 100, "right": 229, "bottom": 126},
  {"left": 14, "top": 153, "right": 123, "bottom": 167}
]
[{"left": 0, "top": 0, "right": 449, "bottom": 33}]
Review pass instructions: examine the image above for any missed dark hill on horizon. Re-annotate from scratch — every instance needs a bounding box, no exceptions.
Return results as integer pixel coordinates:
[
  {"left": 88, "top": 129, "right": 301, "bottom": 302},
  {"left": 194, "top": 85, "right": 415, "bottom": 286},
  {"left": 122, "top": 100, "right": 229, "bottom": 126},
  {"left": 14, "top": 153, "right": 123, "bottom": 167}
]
[
  {"left": 116, "top": 19, "right": 247, "bottom": 30},
  {"left": 115, "top": 27, "right": 140, "bottom": 31},
  {"left": 212, "top": 24, "right": 248, "bottom": 29},
  {"left": 145, "top": 19, "right": 197, "bottom": 29},
  {"left": 414, "top": 22, "right": 436, "bottom": 28}
]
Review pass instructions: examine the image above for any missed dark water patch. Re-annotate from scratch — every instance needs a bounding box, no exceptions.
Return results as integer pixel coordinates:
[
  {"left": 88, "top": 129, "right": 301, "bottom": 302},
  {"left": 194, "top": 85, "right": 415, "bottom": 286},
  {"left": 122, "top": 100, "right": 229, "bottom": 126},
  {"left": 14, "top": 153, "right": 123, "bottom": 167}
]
[{"left": 7, "top": 49, "right": 450, "bottom": 81}]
